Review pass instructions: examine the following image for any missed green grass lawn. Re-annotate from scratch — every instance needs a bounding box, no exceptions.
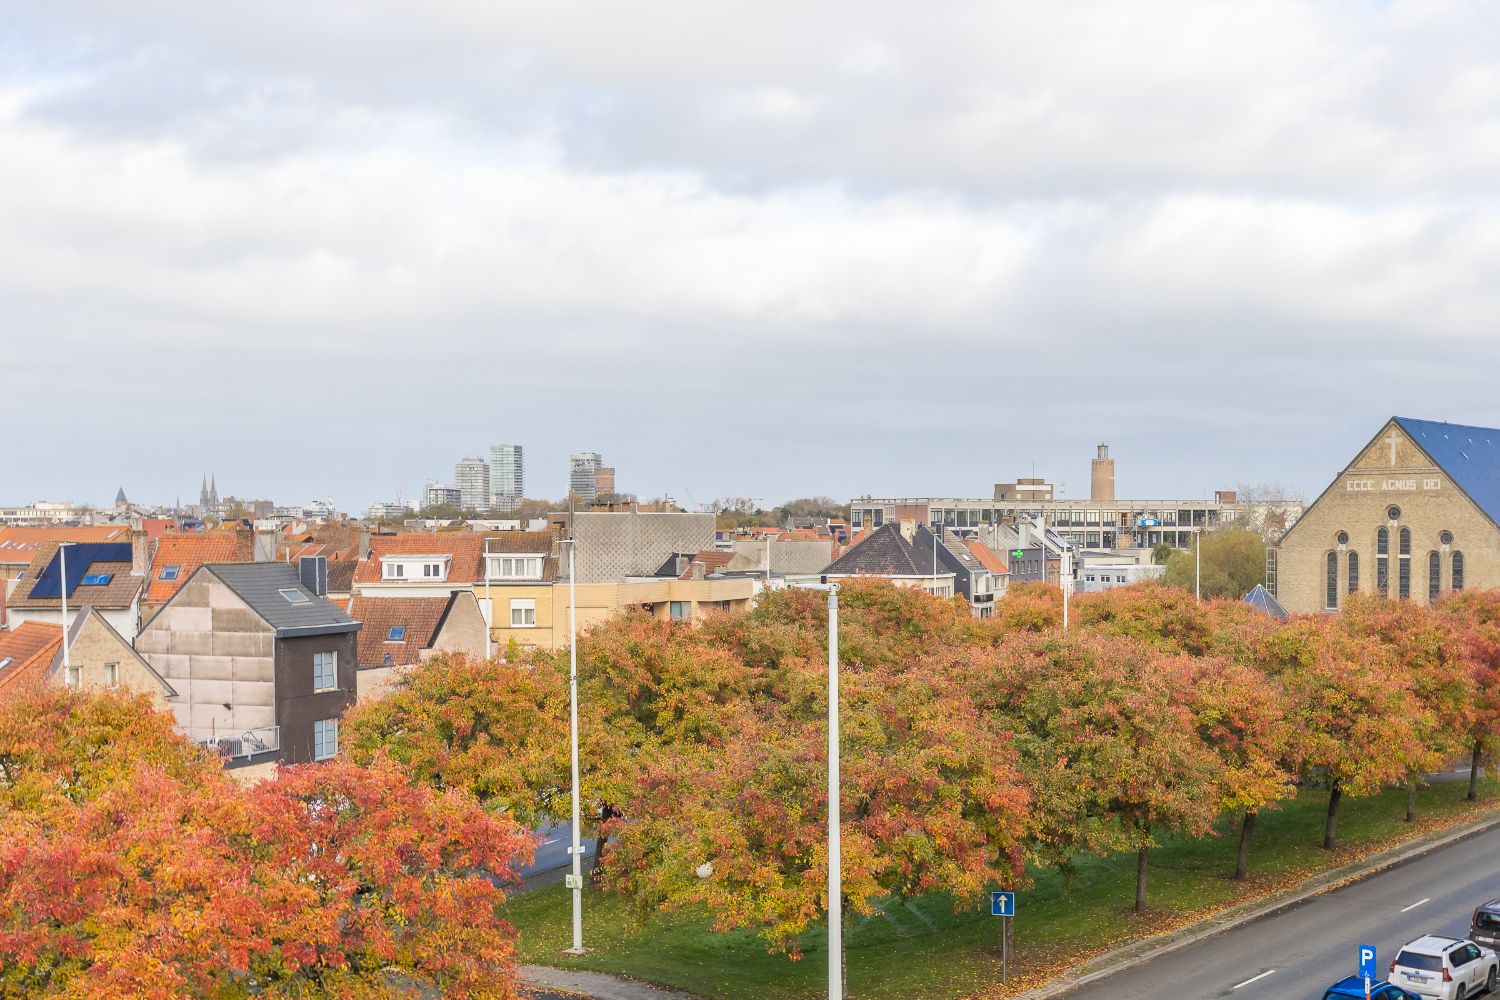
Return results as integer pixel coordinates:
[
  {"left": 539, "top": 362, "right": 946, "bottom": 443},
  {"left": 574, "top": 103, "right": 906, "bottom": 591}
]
[{"left": 503, "top": 776, "right": 1500, "bottom": 999}]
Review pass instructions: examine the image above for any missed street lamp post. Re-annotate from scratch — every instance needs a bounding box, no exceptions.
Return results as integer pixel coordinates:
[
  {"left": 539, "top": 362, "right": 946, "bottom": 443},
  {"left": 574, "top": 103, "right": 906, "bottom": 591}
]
[
  {"left": 564, "top": 537, "right": 585, "bottom": 955},
  {"left": 1195, "top": 526, "right": 1202, "bottom": 603},
  {"left": 791, "top": 581, "right": 843, "bottom": 999},
  {"left": 825, "top": 583, "right": 841, "bottom": 1000},
  {"left": 58, "top": 542, "right": 73, "bottom": 680}
]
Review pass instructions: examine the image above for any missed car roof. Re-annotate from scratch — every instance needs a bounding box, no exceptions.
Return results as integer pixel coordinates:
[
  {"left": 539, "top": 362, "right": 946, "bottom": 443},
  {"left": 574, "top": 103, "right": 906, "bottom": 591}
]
[
  {"left": 1399, "top": 934, "right": 1465, "bottom": 954},
  {"left": 1480, "top": 899, "right": 1500, "bottom": 911},
  {"left": 1327, "top": 975, "right": 1394, "bottom": 996}
]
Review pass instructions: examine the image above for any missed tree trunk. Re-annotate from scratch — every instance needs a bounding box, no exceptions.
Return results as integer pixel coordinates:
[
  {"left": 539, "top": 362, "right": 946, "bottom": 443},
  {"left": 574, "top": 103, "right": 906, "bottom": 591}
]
[
  {"left": 1135, "top": 844, "right": 1149, "bottom": 915},
  {"left": 1406, "top": 779, "right": 1417, "bottom": 823},
  {"left": 1234, "top": 809, "right": 1257, "bottom": 880},
  {"left": 1471, "top": 739, "right": 1485, "bottom": 802},
  {"left": 1324, "top": 784, "right": 1343, "bottom": 849}
]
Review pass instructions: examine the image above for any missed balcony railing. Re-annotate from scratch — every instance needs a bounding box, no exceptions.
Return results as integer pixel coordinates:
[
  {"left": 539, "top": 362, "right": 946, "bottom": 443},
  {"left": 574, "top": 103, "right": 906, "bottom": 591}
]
[{"left": 187, "top": 725, "right": 280, "bottom": 760}]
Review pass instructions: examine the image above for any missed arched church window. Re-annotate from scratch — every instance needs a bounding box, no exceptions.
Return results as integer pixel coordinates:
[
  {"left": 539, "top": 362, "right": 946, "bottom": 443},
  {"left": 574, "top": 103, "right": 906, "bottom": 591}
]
[
  {"left": 1376, "top": 527, "right": 1389, "bottom": 595},
  {"left": 1348, "top": 551, "right": 1359, "bottom": 595},
  {"left": 1428, "top": 551, "right": 1440, "bottom": 601},
  {"left": 1398, "top": 528, "right": 1411, "bottom": 600},
  {"left": 1453, "top": 551, "right": 1465, "bottom": 592},
  {"left": 1326, "top": 551, "right": 1338, "bottom": 611}
]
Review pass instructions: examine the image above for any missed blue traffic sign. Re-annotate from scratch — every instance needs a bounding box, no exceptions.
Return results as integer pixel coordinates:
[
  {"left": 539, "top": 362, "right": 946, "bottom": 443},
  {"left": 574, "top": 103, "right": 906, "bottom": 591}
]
[
  {"left": 1137, "top": 517, "right": 1160, "bottom": 527},
  {"left": 991, "top": 891, "right": 1016, "bottom": 917},
  {"left": 1358, "top": 944, "right": 1377, "bottom": 980}
]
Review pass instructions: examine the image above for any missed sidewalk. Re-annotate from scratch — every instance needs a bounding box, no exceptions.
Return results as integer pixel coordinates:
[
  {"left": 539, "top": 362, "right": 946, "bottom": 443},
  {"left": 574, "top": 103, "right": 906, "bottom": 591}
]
[
  {"left": 1011, "top": 806, "right": 1500, "bottom": 999},
  {"left": 521, "top": 965, "right": 705, "bottom": 1000}
]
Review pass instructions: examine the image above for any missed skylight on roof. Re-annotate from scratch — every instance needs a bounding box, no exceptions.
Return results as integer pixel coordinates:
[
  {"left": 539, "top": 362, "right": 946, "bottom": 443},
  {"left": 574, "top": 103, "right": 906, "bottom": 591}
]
[
  {"left": 278, "top": 588, "right": 310, "bottom": 604},
  {"left": 386, "top": 626, "right": 406, "bottom": 641},
  {"left": 80, "top": 573, "right": 112, "bottom": 586},
  {"left": 0, "top": 658, "right": 10, "bottom": 670},
  {"left": 160, "top": 566, "right": 180, "bottom": 581}
]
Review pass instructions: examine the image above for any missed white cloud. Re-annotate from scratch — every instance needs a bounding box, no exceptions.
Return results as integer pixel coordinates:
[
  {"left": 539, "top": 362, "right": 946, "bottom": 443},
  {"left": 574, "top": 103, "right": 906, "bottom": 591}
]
[{"left": 4, "top": 1, "right": 1500, "bottom": 508}]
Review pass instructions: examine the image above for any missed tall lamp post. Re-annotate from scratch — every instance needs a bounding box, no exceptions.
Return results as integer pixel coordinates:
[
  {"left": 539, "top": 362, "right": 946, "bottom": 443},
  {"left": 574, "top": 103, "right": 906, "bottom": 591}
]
[
  {"left": 564, "top": 536, "right": 586, "bottom": 955},
  {"left": 1195, "top": 525, "right": 1202, "bottom": 603},
  {"left": 791, "top": 581, "right": 843, "bottom": 999},
  {"left": 58, "top": 542, "right": 74, "bottom": 680}
]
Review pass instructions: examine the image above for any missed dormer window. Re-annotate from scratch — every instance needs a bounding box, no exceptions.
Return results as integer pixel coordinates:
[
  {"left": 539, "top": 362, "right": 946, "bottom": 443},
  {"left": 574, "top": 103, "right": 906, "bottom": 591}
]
[
  {"left": 380, "top": 556, "right": 449, "bottom": 582},
  {"left": 486, "top": 554, "right": 545, "bottom": 580}
]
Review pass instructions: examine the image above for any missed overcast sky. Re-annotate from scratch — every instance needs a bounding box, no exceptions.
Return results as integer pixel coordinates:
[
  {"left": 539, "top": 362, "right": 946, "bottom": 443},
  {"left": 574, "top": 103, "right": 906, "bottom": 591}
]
[{"left": 7, "top": 1, "right": 1500, "bottom": 512}]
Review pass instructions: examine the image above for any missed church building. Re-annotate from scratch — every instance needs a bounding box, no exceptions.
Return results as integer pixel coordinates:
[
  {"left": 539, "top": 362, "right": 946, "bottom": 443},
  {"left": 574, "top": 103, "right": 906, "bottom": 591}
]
[{"left": 1274, "top": 417, "right": 1500, "bottom": 614}]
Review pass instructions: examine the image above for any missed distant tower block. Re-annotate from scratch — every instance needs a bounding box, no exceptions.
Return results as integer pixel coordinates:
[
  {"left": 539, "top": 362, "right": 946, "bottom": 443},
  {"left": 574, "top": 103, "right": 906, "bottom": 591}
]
[{"left": 1091, "top": 444, "right": 1116, "bottom": 502}]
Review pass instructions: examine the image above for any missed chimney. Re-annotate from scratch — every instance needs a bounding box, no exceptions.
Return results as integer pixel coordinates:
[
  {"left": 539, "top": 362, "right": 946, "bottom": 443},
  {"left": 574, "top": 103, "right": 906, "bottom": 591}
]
[
  {"left": 234, "top": 525, "right": 255, "bottom": 561},
  {"left": 1090, "top": 443, "right": 1116, "bottom": 502},
  {"left": 898, "top": 519, "right": 916, "bottom": 543},
  {"left": 358, "top": 528, "right": 372, "bottom": 561},
  {"left": 690, "top": 560, "right": 706, "bottom": 581},
  {"left": 298, "top": 555, "right": 328, "bottom": 597},
  {"left": 130, "top": 528, "right": 151, "bottom": 577}
]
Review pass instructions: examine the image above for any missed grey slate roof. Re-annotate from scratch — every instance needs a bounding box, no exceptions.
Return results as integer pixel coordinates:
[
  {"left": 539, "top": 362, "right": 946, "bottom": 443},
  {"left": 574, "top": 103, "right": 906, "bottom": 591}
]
[
  {"left": 823, "top": 522, "right": 942, "bottom": 577},
  {"left": 204, "top": 562, "right": 362, "bottom": 638}
]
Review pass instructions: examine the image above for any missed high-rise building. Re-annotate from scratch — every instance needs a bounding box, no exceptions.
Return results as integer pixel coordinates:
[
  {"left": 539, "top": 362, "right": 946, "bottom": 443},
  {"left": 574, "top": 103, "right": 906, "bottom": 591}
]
[
  {"left": 424, "top": 481, "right": 462, "bottom": 510},
  {"left": 455, "top": 456, "right": 490, "bottom": 512},
  {"left": 489, "top": 444, "right": 524, "bottom": 513},
  {"left": 569, "top": 452, "right": 603, "bottom": 503}
]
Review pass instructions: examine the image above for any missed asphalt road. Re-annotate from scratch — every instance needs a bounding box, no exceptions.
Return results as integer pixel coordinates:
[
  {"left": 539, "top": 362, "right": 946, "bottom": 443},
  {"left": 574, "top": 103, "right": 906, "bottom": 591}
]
[{"left": 1063, "top": 824, "right": 1500, "bottom": 998}]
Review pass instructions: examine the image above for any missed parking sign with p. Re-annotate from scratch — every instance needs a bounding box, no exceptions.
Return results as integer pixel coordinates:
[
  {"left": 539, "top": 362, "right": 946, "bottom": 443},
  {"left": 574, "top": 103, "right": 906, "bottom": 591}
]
[{"left": 1358, "top": 944, "right": 1377, "bottom": 984}]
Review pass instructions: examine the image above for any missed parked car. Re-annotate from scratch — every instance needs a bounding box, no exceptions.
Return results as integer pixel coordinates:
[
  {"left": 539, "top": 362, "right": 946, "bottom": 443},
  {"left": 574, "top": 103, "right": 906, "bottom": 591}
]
[
  {"left": 1472, "top": 900, "right": 1500, "bottom": 951},
  {"left": 1389, "top": 935, "right": 1498, "bottom": 998},
  {"left": 1322, "top": 975, "right": 1419, "bottom": 999}
]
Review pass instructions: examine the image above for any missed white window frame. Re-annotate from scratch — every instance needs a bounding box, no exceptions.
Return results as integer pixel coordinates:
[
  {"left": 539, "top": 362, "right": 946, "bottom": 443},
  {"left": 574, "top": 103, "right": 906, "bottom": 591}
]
[
  {"left": 487, "top": 554, "right": 545, "bottom": 580},
  {"left": 313, "top": 718, "right": 338, "bottom": 761},
  {"left": 105, "top": 662, "right": 119, "bottom": 688},
  {"left": 382, "top": 561, "right": 405, "bottom": 579},
  {"left": 510, "top": 598, "right": 536, "bottom": 628},
  {"left": 669, "top": 601, "right": 691, "bottom": 622},
  {"left": 313, "top": 651, "right": 337, "bottom": 693}
]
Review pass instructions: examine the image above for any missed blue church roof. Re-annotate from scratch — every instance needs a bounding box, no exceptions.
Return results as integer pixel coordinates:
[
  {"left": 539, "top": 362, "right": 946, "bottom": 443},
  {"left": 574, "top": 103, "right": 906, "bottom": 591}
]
[{"left": 1394, "top": 416, "right": 1500, "bottom": 527}]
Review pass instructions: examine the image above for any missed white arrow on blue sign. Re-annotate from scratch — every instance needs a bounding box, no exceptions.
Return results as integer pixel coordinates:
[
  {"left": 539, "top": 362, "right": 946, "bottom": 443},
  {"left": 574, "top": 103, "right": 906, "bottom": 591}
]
[
  {"left": 991, "top": 891, "right": 1015, "bottom": 917},
  {"left": 1358, "top": 944, "right": 1377, "bottom": 980}
]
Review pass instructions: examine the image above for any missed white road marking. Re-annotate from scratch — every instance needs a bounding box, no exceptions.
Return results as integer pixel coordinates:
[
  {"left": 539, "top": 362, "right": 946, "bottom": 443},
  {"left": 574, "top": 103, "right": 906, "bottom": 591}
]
[
  {"left": 1232, "top": 970, "right": 1276, "bottom": 989},
  {"left": 1401, "top": 897, "right": 1431, "bottom": 913}
]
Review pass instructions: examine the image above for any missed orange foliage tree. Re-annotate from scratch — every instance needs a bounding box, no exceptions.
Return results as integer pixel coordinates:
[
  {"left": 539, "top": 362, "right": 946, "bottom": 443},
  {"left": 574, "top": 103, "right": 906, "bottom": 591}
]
[{"left": 0, "top": 686, "right": 532, "bottom": 998}]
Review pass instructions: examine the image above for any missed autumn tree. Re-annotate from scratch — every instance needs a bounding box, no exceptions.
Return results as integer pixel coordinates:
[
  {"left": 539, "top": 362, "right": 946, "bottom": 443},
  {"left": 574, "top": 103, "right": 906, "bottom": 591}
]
[
  {"left": 1165, "top": 654, "right": 1296, "bottom": 878},
  {"left": 1439, "top": 590, "right": 1500, "bottom": 801},
  {"left": 1336, "top": 595, "right": 1476, "bottom": 822},
  {"left": 1260, "top": 618, "right": 1425, "bottom": 848},
  {"left": 0, "top": 686, "right": 532, "bottom": 999},
  {"left": 981, "top": 632, "right": 1221, "bottom": 913},
  {"left": 343, "top": 653, "right": 571, "bottom": 830}
]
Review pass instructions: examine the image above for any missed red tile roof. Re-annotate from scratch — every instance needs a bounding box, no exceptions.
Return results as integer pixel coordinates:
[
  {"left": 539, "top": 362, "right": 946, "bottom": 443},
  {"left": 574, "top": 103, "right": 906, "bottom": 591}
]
[
  {"left": 354, "top": 532, "right": 486, "bottom": 584},
  {"left": 348, "top": 596, "right": 452, "bottom": 668},
  {"left": 965, "top": 539, "right": 1010, "bottom": 575},
  {"left": 146, "top": 532, "right": 249, "bottom": 604},
  {"left": 0, "top": 526, "right": 129, "bottom": 566},
  {"left": 679, "top": 550, "right": 735, "bottom": 579},
  {"left": 0, "top": 622, "right": 63, "bottom": 695}
]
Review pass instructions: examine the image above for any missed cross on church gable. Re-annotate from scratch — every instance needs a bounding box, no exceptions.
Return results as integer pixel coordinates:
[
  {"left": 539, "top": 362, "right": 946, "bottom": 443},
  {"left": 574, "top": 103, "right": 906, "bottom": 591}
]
[{"left": 1386, "top": 428, "right": 1402, "bottom": 466}]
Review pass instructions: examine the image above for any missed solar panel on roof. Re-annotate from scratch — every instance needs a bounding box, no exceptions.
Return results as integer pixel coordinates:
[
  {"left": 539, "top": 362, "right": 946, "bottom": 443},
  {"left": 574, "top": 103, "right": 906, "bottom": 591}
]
[{"left": 27, "top": 543, "right": 132, "bottom": 599}]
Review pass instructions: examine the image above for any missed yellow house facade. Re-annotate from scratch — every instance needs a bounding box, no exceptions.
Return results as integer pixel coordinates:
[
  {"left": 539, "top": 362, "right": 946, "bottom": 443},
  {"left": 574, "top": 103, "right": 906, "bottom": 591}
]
[{"left": 478, "top": 576, "right": 758, "bottom": 655}]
